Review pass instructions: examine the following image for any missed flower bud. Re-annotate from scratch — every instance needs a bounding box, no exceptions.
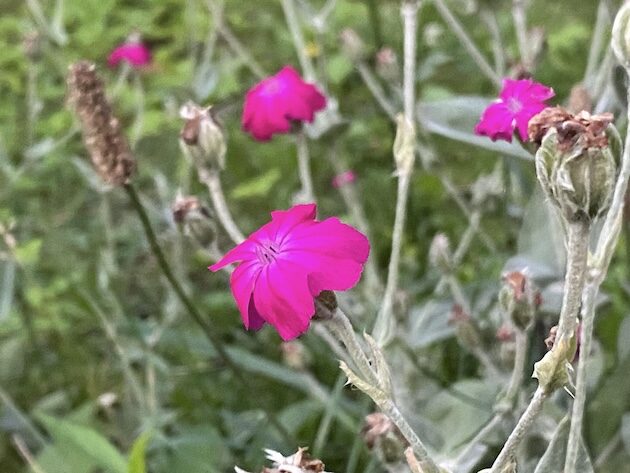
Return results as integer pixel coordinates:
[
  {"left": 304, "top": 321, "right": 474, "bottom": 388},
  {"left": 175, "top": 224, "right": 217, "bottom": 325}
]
[
  {"left": 340, "top": 28, "right": 366, "bottom": 62},
  {"left": 449, "top": 305, "right": 481, "bottom": 350},
  {"left": 376, "top": 47, "right": 400, "bottom": 83},
  {"left": 428, "top": 233, "right": 452, "bottom": 273},
  {"left": 362, "top": 412, "right": 407, "bottom": 463},
  {"left": 313, "top": 290, "right": 337, "bottom": 320},
  {"left": 612, "top": 1, "right": 630, "bottom": 68},
  {"left": 179, "top": 102, "right": 226, "bottom": 171},
  {"left": 171, "top": 193, "right": 216, "bottom": 247},
  {"left": 498, "top": 271, "right": 540, "bottom": 331},
  {"left": 530, "top": 107, "right": 621, "bottom": 222},
  {"left": 393, "top": 114, "right": 416, "bottom": 175}
]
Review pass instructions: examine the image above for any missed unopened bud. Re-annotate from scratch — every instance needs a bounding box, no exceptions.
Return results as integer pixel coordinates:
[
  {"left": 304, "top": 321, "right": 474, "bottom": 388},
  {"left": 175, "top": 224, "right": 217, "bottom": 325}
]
[
  {"left": 530, "top": 107, "right": 621, "bottom": 222},
  {"left": 313, "top": 290, "right": 337, "bottom": 320},
  {"left": 23, "top": 31, "right": 42, "bottom": 61},
  {"left": 281, "top": 341, "right": 309, "bottom": 370},
  {"left": 180, "top": 102, "right": 226, "bottom": 171},
  {"left": 499, "top": 271, "right": 540, "bottom": 330},
  {"left": 449, "top": 305, "right": 481, "bottom": 350},
  {"left": 362, "top": 413, "right": 407, "bottom": 463},
  {"left": 376, "top": 47, "right": 400, "bottom": 83},
  {"left": 340, "top": 28, "right": 365, "bottom": 62},
  {"left": 171, "top": 193, "right": 216, "bottom": 247},
  {"left": 612, "top": 2, "right": 630, "bottom": 68},
  {"left": 428, "top": 233, "right": 452, "bottom": 273}
]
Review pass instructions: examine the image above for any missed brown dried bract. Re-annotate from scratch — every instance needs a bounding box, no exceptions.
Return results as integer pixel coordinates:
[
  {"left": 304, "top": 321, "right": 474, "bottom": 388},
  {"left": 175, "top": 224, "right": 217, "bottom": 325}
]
[
  {"left": 528, "top": 106, "right": 614, "bottom": 151},
  {"left": 262, "top": 448, "right": 325, "bottom": 473},
  {"left": 67, "top": 61, "right": 136, "bottom": 186}
]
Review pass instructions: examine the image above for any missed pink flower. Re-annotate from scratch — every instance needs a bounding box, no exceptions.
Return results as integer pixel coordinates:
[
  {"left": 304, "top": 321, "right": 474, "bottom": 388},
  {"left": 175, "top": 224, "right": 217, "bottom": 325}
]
[
  {"left": 332, "top": 170, "right": 357, "bottom": 189},
  {"left": 475, "top": 78, "right": 554, "bottom": 142},
  {"left": 209, "top": 204, "right": 369, "bottom": 340},
  {"left": 242, "top": 66, "right": 327, "bottom": 141},
  {"left": 108, "top": 42, "right": 152, "bottom": 68}
]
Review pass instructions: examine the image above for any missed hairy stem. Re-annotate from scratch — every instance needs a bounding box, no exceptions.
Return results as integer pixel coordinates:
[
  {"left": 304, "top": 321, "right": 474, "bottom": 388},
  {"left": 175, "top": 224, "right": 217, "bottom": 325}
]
[
  {"left": 565, "top": 75, "right": 630, "bottom": 473},
  {"left": 557, "top": 220, "right": 590, "bottom": 341},
  {"left": 198, "top": 168, "right": 245, "bottom": 244},
  {"left": 564, "top": 282, "right": 597, "bottom": 473},
  {"left": 378, "top": 399, "right": 440, "bottom": 473},
  {"left": 489, "top": 388, "right": 547, "bottom": 472},
  {"left": 296, "top": 130, "right": 316, "bottom": 204},
  {"left": 373, "top": 1, "right": 420, "bottom": 344}
]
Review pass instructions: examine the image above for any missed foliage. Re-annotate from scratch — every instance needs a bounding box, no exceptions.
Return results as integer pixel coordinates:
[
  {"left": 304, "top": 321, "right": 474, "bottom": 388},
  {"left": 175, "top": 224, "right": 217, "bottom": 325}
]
[{"left": 0, "top": 0, "right": 628, "bottom": 472}]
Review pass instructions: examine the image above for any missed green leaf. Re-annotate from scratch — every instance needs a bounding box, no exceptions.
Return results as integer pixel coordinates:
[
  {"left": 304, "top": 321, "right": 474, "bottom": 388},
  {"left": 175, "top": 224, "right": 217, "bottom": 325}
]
[
  {"left": 230, "top": 168, "right": 281, "bottom": 200},
  {"left": 37, "top": 413, "right": 127, "bottom": 473},
  {"left": 128, "top": 431, "right": 152, "bottom": 473}
]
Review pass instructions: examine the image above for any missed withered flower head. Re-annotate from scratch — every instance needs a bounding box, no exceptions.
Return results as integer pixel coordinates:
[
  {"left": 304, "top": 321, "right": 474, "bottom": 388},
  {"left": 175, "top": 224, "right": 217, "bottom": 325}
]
[
  {"left": 67, "top": 61, "right": 136, "bottom": 186},
  {"left": 313, "top": 290, "right": 338, "bottom": 320},
  {"left": 531, "top": 106, "right": 621, "bottom": 221},
  {"left": 499, "top": 271, "right": 540, "bottom": 330},
  {"left": 171, "top": 194, "right": 203, "bottom": 224},
  {"left": 528, "top": 107, "right": 614, "bottom": 151},
  {"left": 235, "top": 448, "right": 328, "bottom": 473}
]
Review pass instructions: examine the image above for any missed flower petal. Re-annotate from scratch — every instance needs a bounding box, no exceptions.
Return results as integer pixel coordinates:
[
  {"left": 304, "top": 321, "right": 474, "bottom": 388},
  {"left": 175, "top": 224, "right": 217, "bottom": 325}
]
[
  {"left": 514, "top": 103, "right": 547, "bottom": 141},
  {"left": 229, "top": 260, "right": 264, "bottom": 330},
  {"left": 209, "top": 239, "right": 257, "bottom": 271},
  {"left": 270, "top": 203, "right": 317, "bottom": 242},
  {"left": 474, "top": 102, "right": 515, "bottom": 142},
  {"left": 253, "top": 261, "right": 314, "bottom": 341}
]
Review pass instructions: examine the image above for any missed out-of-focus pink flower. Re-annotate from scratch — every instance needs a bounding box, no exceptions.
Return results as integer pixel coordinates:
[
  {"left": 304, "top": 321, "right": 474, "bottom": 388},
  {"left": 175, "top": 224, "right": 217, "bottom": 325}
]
[
  {"left": 475, "top": 78, "right": 554, "bottom": 142},
  {"left": 332, "top": 170, "right": 356, "bottom": 189},
  {"left": 242, "top": 66, "right": 327, "bottom": 141},
  {"left": 107, "top": 41, "right": 152, "bottom": 68},
  {"left": 209, "top": 204, "right": 369, "bottom": 341}
]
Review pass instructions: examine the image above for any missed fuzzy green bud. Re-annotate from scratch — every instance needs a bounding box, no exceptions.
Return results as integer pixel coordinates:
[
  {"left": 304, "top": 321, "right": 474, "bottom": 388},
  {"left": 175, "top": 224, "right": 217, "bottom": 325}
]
[
  {"left": 179, "top": 102, "right": 226, "bottom": 171},
  {"left": 499, "top": 271, "right": 541, "bottom": 331},
  {"left": 530, "top": 107, "right": 620, "bottom": 222}
]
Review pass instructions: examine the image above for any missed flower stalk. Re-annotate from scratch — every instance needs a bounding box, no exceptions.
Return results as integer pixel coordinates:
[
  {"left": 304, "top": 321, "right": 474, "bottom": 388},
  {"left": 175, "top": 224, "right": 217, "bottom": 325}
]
[
  {"left": 373, "top": 1, "right": 420, "bottom": 345},
  {"left": 296, "top": 129, "right": 316, "bottom": 204}
]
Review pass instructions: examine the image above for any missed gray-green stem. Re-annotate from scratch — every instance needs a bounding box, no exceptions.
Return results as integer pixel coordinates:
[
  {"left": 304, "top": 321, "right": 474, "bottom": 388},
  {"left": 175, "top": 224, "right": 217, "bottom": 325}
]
[
  {"left": 198, "top": 167, "right": 245, "bottom": 244},
  {"left": 490, "top": 220, "right": 590, "bottom": 472},
  {"left": 565, "top": 71, "right": 630, "bottom": 473},
  {"left": 373, "top": 0, "right": 419, "bottom": 345},
  {"left": 378, "top": 398, "right": 441, "bottom": 473},
  {"left": 556, "top": 220, "right": 590, "bottom": 342},
  {"left": 564, "top": 282, "right": 597, "bottom": 473},
  {"left": 296, "top": 130, "right": 316, "bottom": 204},
  {"left": 489, "top": 388, "right": 547, "bottom": 472}
]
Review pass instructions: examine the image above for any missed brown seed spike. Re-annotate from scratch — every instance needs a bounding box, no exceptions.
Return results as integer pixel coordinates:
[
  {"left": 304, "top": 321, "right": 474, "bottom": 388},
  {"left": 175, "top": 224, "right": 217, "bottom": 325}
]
[{"left": 67, "top": 61, "right": 136, "bottom": 186}]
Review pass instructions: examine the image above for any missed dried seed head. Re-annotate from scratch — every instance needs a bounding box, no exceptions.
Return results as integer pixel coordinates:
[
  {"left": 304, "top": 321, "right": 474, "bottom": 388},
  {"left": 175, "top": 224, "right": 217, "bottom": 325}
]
[
  {"left": 67, "top": 61, "right": 136, "bottom": 186},
  {"left": 362, "top": 412, "right": 407, "bottom": 463},
  {"left": 530, "top": 106, "right": 621, "bottom": 221},
  {"left": 499, "top": 271, "right": 541, "bottom": 330}
]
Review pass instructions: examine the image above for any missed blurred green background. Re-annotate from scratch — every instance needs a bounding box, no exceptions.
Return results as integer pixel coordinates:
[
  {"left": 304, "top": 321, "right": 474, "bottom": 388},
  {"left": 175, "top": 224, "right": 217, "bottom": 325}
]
[{"left": 1, "top": 0, "right": 629, "bottom": 472}]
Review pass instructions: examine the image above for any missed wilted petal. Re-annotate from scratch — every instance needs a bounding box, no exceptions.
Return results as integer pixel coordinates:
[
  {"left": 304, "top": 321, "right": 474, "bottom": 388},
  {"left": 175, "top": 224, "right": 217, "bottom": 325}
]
[{"left": 108, "top": 42, "right": 152, "bottom": 68}]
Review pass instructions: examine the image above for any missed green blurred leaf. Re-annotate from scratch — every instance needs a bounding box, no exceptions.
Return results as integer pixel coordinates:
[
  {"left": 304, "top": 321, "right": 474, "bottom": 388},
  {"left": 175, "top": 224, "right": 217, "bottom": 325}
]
[
  {"left": 230, "top": 168, "right": 281, "bottom": 200},
  {"left": 128, "top": 431, "right": 152, "bottom": 473},
  {"left": 36, "top": 413, "right": 127, "bottom": 473}
]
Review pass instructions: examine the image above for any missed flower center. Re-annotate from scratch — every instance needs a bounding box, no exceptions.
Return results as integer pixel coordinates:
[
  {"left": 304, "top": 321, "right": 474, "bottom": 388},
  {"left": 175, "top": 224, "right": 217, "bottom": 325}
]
[
  {"left": 256, "top": 241, "right": 281, "bottom": 265},
  {"left": 506, "top": 97, "right": 523, "bottom": 114},
  {"left": 260, "top": 77, "right": 284, "bottom": 96}
]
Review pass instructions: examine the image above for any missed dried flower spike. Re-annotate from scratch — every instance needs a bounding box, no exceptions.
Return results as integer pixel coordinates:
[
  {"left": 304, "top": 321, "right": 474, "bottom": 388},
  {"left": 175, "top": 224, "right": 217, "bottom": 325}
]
[{"left": 67, "top": 61, "right": 136, "bottom": 186}]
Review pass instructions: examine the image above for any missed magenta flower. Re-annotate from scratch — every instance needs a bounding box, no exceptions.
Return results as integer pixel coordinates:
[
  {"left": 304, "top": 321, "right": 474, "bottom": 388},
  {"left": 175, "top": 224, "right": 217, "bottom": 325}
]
[
  {"left": 107, "top": 41, "right": 152, "bottom": 68},
  {"left": 209, "top": 204, "right": 369, "bottom": 340},
  {"left": 242, "top": 66, "right": 327, "bottom": 141},
  {"left": 332, "top": 170, "right": 357, "bottom": 189},
  {"left": 475, "top": 78, "right": 554, "bottom": 142}
]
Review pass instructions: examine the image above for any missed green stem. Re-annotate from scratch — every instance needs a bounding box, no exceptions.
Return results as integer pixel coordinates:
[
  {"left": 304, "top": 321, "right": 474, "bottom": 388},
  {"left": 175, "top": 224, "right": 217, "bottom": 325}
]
[{"left": 123, "top": 183, "right": 292, "bottom": 444}]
